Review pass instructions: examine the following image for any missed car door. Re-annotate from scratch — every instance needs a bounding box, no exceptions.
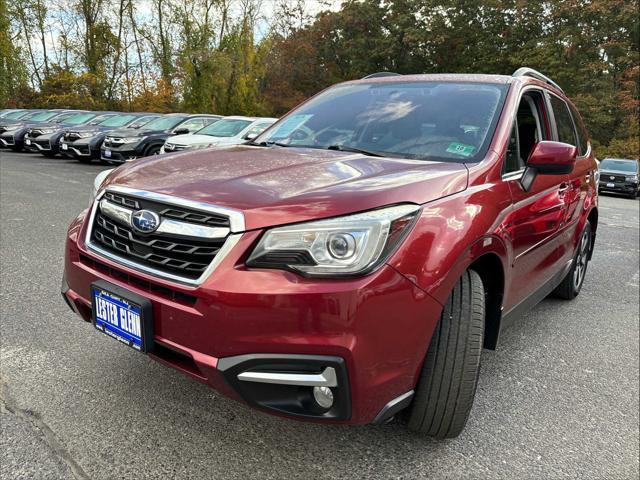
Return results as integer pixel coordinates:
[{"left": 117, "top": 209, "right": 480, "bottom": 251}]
[
  {"left": 502, "top": 88, "right": 571, "bottom": 311},
  {"left": 550, "top": 94, "right": 595, "bottom": 265}
]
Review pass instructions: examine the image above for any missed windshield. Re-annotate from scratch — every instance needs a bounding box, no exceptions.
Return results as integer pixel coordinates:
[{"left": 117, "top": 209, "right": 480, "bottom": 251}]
[
  {"left": 28, "top": 111, "right": 60, "bottom": 122},
  {"left": 197, "top": 119, "right": 251, "bottom": 137},
  {"left": 65, "top": 113, "right": 97, "bottom": 125},
  {"left": 129, "top": 115, "right": 158, "bottom": 129},
  {"left": 143, "top": 116, "right": 185, "bottom": 131},
  {"left": 600, "top": 159, "right": 637, "bottom": 172},
  {"left": 52, "top": 112, "right": 77, "bottom": 123},
  {"left": 99, "top": 114, "right": 137, "bottom": 127},
  {"left": 4, "top": 110, "right": 32, "bottom": 119},
  {"left": 257, "top": 82, "right": 508, "bottom": 162}
]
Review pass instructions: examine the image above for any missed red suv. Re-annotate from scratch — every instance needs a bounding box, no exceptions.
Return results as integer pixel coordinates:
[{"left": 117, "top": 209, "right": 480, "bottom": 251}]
[{"left": 62, "top": 68, "right": 598, "bottom": 438}]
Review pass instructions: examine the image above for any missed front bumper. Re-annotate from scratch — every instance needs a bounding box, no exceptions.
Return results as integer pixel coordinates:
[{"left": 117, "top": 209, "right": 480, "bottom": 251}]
[
  {"left": 100, "top": 144, "right": 141, "bottom": 163},
  {"left": 599, "top": 181, "right": 637, "bottom": 194},
  {"left": 60, "top": 141, "right": 93, "bottom": 158},
  {"left": 62, "top": 209, "right": 440, "bottom": 424},
  {"left": 25, "top": 133, "right": 60, "bottom": 153},
  {"left": 0, "top": 133, "right": 16, "bottom": 147}
]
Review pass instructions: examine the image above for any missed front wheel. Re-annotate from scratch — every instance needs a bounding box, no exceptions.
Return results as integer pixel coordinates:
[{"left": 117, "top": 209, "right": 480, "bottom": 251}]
[
  {"left": 553, "top": 221, "right": 591, "bottom": 299},
  {"left": 406, "top": 269, "right": 485, "bottom": 438},
  {"left": 144, "top": 145, "right": 161, "bottom": 156}
]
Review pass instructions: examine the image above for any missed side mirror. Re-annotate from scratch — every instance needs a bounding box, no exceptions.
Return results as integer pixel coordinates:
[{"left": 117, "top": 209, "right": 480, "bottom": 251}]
[
  {"left": 173, "top": 128, "right": 190, "bottom": 135},
  {"left": 521, "top": 141, "right": 577, "bottom": 191},
  {"left": 243, "top": 132, "right": 257, "bottom": 141}
]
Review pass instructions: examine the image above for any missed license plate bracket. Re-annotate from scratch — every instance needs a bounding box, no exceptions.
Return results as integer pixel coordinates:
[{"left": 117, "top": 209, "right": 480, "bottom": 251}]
[
  {"left": 104, "top": 149, "right": 111, "bottom": 157},
  {"left": 91, "top": 280, "right": 154, "bottom": 353},
  {"left": 606, "top": 182, "right": 615, "bottom": 188}
]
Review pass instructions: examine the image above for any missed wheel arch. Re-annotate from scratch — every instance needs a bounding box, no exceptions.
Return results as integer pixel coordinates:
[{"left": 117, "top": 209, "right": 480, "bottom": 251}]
[{"left": 468, "top": 252, "right": 505, "bottom": 350}]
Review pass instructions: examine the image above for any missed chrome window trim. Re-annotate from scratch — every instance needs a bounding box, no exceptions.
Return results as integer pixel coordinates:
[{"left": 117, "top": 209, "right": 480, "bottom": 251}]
[{"left": 85, "top": 187, "right": 245, "bottom": 286}]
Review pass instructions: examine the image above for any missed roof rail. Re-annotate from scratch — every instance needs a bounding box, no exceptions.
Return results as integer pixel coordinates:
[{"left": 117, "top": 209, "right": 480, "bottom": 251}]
[
  {"left": 512, "top": 67, "right": 563, "bottom": 92},
  {"left": 362, "top": 72, "right": 402, "bottom": 79}
]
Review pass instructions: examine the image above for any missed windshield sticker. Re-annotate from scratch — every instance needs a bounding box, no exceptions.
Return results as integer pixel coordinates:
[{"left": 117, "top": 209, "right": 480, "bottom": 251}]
[
  {"left": 446, "top": 142, "right": 476, "bottom": 157},
  {"left": 270, "top": 114, "right": 312, "bottom": 138}
]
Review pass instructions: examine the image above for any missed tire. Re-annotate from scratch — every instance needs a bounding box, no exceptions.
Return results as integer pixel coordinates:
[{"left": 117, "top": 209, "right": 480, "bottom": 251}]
[
  {"left": 406, "top": 269, "right": 485, "bottom": 439},
  {"left": 144, "top": 145, "right": 161, "bottom": 156},
  {"left": 553, "top": 221, "right": 591, "bottom": 300}
]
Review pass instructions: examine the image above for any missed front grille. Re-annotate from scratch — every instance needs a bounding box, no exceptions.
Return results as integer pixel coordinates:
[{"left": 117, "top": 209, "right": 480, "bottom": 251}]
[
  {"left": 89, "top": 191, "right": 232, "bottom": 281},
  {"left": 103, "top": 191, "right": 229, "bottom": 227},
  {"left": 79, "top": 254, "right": 197, "bottom": 305},
  {"left": 603, "top": 174, "right": 626, "bottom": 182},
  {"left": 65, "top": 132, "right": 81, "bottom": 141}
]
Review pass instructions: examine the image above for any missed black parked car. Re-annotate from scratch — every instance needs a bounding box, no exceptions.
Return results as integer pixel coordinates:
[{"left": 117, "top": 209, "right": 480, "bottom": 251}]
[
  {"left": 0, "top": 110, "right": 49, "bottom": 138},
  {"left": 24, "top": 112, "right": 119, "bottom": 156},
  {"left": 598, "top": 158, "right": 640, "bottom": 198},
  {"left": 60, "top": 113, "right": 162, "bottom": 163},
  {"left": 100, "top": 113, "right": 221, "bottom": 163},
  {"left": 0, "top": 110, "right": 80, "bottom": 151}
]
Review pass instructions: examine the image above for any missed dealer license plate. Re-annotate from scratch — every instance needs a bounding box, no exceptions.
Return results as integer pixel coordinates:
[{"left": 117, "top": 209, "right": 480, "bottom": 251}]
[{"left": 91, "top": 283, "right": 152, "bottom": 352}]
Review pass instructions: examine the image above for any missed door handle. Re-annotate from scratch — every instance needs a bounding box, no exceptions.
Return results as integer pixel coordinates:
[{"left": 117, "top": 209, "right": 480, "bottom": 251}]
[{"left": 558, "top": 182, "right": 569, "bottom": 195}]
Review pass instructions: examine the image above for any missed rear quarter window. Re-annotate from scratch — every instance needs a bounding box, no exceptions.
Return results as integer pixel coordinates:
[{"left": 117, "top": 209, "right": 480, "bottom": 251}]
[{"left": 567, "top": 102, "right": 589, "bottom": 156}]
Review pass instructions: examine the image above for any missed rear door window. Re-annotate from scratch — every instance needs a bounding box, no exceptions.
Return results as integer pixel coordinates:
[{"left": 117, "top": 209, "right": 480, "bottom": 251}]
[{"left": 549, "top": 95, "right": 578, "bottom": 147}]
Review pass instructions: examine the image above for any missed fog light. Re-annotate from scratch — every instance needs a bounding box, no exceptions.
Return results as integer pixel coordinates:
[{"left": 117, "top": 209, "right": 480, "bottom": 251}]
[{"left": 312, "top": 386, "right": 334, "bottom": 409}]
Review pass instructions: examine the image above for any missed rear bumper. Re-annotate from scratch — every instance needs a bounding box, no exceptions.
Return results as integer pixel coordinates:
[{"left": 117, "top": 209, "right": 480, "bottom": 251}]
[{"left": 62, "top": 209, "right": 440, "bottom": 424}]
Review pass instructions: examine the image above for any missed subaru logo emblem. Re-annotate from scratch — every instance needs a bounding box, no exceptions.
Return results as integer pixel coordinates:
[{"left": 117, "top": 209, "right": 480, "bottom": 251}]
[
  {"left": 610, "top": 176, "right": 615, "bottom": 180},
  {"left": 131, "top": 210, "right": 160, "bottom": 233}
]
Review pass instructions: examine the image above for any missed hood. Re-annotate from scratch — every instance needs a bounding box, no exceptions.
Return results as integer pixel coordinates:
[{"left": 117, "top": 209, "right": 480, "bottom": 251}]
[
  {"left": 600, "top": 168, "right": 636, "bottom": 176},
  {"left": 105, "top": 146, "right": 468, "bottom": 230},
  {"left": 165, "top": 134, "right": 221, "bottom": 146},
  {"left": 107, "top": 128, "right": 168, "bottom": 138},
  {"left": 67, "top": 124, "right": 112, "bottom": 134}
]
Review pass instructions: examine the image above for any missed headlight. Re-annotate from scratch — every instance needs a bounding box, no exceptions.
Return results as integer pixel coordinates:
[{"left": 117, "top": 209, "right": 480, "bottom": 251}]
[
  {"left": 77, "top": 131, "right": 97, "bottom": 138},
  {"left": 121, "top": 136, "right": 141, "bottom": 143},
  {"left": 4, "top": 123, "right": 24, "bottom": 131},
  {"left": 246, "top": 204, "right": 420, "bottom": 277},
  {"left": 625, "top": 175, "right": 638, "bottom": 182},
  {"left": 38, "top": 128, "right": 57, "bottom": 134},
  {"left": 91, "top": 169, "right": 114, "bottom": 201}
]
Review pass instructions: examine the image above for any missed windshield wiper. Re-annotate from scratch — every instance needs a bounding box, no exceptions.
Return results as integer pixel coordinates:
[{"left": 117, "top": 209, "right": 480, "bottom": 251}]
[
  {"left": 246, "top": 140, "right": 291, "bottom": 147},
  {"left": 326, "top": 144, "right": 388, "bottom": 157}
]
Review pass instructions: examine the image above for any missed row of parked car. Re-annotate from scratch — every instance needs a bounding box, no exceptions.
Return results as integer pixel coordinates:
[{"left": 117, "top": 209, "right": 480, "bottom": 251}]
[{"left": 0, "top": 109, "right": 277, "bottom": 164}]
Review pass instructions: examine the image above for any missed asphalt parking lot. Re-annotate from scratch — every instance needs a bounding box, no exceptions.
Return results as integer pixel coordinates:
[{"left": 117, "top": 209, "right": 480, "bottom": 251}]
[{"left": 1, "top": 150, "right": 638, "bottom": 479}]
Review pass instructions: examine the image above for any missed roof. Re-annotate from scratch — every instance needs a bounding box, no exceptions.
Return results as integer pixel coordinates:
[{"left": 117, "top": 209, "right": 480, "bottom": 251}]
[{"left": 350, "top": 71, "right": 564, "bottom": 95}]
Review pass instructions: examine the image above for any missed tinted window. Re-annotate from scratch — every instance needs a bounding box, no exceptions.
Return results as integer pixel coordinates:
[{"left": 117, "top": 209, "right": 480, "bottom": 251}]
[
  {"left": 29, "top": 111, "right": 59, "bottom": 121},
  {"left": 198, "top": 119, "right": 252, "bottom": 137},
  {"left": 128, "top": 116, "right": 159, "bottom": 129},
  {"left": 258, "top": 82, "right": 508, "bottom": 162},
  {"left": 177, "top": 118, "right": 209, "bottom": 132},
  {"left": 65, "top": 113, "right": 97, "bottom": 125},
  {"left": 599, "top": 159, "right": 638, "bottom": 172},
  {"left": 99, "top": 114, "right": 137, "bottom": 127},
  {"left": 550, "top": 95, "right": 577, "bottom": 146},
  {"left": 143, "top": 116, "right": 186, "bottom": 130},
  {"left": 567, "top": 102, "right": 589, "bottom": 156}
]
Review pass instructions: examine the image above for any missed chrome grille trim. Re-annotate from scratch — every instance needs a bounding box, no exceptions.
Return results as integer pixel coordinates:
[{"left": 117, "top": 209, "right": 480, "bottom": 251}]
[
  {"left": 85, "top": 187, "right": 245, "bottom": 286},
  {"left": 99, "top": 199, "right": 231, "bottom": 239}
]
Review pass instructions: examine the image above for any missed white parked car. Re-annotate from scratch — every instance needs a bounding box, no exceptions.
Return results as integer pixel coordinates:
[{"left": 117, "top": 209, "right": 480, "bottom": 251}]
[{"left": 160, "top": 116, "right": 277, "bottom": 153}]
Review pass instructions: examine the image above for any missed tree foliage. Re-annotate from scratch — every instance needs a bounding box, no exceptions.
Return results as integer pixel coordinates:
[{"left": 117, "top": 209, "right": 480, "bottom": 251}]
[{"left": 1, "top": 0, "right": 638, "bottom": 158}]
